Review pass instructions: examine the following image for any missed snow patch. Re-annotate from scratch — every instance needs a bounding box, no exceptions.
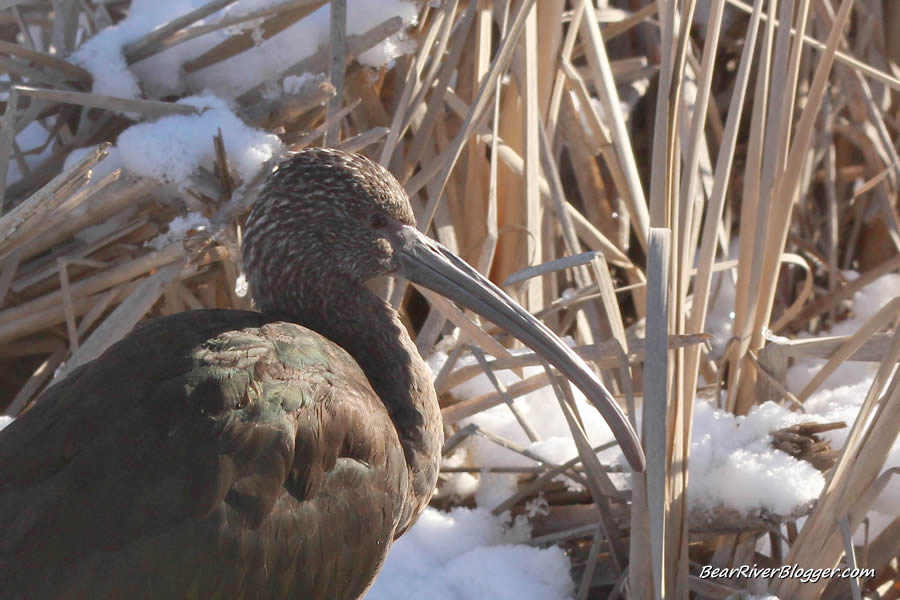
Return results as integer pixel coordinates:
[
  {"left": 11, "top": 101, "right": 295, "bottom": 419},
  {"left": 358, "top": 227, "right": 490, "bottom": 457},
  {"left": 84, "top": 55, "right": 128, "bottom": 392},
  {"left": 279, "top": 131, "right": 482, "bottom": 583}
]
[
  {"left": 72, "top": 1, "right": 418, "bottom": 100},
  {"left": 148, "top": 213, "right": 211, "bottom": 249},
  {"left": 116, "top": 95, "right": 281, "bottom": 186},
  {"left": 368, "top": 508, "right": 572, "bottom": 600},
  {"left": 689, "top": 401, "right": 824, "bottom": 515}
]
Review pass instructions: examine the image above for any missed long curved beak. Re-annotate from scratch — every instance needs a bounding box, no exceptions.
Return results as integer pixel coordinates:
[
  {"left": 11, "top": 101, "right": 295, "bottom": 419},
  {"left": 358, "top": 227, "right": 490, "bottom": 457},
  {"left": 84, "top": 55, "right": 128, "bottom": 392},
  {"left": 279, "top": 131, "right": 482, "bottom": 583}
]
[{"left": 391, "top": 225, "right": 645, "bottom": 472}]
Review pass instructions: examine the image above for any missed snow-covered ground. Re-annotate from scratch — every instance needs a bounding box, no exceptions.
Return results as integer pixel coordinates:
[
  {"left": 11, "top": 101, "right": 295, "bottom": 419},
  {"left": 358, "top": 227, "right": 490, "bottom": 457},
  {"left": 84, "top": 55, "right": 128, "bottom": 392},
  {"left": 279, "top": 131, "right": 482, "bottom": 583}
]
[
  {"left": 9, "top": 0, "right": 418, "bottom": 187},
  {"left": 784, "top": 273, "right": 900, "bottom": 536},
  {"left": 420, "top": 270, "right": 899, "bottom": 598},
  {"left": 367, "top": 507, "right": 573, "bottom": 600},
  {"left": 71, "top": 0, "right": 417, "bottom": 100},
  {"left": 434, "top": 348, "right": 828, "bottom": 520}
]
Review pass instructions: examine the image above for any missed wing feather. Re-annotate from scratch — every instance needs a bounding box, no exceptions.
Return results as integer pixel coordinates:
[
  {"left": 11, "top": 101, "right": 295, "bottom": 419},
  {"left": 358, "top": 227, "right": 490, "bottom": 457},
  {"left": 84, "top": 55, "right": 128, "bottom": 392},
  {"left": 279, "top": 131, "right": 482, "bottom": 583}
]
[{"left": 0, "top": 309, "right": 406, "bottom": 599}]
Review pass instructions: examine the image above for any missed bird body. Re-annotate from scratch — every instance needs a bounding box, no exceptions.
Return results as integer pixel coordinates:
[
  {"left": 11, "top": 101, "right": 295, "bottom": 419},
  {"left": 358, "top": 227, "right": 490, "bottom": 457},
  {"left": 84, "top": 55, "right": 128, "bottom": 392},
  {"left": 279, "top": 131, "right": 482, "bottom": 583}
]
[
  {"left": 0, "top": 148, "right": 643, "bottom": 599},
  {"left": 0, "top": 308, "right": 426, "bottom": 599}
]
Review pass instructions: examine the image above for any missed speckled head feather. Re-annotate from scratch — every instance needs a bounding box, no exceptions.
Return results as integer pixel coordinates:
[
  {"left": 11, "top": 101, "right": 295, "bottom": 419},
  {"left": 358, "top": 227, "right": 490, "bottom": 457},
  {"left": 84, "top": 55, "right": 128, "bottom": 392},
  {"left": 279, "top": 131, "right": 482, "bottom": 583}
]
[
  {"left": 261, "top": 148, "right": 415, "bottom": 225},
  {"left": 242, "top": 148, "right": 416, "bottom": 314}
]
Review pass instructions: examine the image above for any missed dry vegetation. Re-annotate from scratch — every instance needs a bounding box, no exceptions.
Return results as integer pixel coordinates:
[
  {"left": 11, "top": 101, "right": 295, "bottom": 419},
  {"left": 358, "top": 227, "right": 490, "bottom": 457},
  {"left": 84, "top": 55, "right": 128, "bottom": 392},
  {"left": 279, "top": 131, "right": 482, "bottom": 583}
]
[{"left": 1, "top": 0, "right": 899, "bottom": 598}]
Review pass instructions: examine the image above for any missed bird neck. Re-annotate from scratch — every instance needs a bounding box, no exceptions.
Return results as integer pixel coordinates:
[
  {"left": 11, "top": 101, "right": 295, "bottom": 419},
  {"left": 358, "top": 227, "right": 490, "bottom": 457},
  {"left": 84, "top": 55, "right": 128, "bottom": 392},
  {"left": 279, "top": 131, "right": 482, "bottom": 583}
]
[{"left": 270, "top": 278, "right": 442, "bottom": 531}]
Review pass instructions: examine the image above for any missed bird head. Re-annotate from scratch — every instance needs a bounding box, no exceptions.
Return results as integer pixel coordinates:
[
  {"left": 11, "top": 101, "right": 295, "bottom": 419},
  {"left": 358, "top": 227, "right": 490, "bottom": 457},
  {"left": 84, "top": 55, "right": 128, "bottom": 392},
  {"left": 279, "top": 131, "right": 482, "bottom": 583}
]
[{"left": 244, "top": 147, "right": 417, "bottom": 288}]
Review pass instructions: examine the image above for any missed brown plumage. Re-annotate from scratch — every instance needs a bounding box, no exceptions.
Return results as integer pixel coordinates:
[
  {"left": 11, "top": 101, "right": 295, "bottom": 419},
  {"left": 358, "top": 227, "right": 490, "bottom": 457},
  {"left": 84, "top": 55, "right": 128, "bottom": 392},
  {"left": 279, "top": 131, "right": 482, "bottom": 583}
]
[{"left": 0, "top": 148, "right": 643, "bottom": 599}]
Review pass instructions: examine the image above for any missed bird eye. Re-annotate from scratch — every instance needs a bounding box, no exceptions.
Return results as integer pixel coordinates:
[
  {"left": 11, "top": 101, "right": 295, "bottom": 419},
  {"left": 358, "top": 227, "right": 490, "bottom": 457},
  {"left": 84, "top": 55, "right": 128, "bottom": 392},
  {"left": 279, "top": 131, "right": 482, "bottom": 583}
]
[{"left": 370, "top": 212, "right": 388, "bottom": 229}]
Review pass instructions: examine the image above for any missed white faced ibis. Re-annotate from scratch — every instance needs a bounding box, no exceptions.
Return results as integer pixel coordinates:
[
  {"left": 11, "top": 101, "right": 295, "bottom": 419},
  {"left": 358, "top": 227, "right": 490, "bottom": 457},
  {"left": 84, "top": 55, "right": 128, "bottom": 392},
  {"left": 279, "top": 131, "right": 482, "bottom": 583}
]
[{"left": 0, "top": 148, "right": 644, "bottom": 599}]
